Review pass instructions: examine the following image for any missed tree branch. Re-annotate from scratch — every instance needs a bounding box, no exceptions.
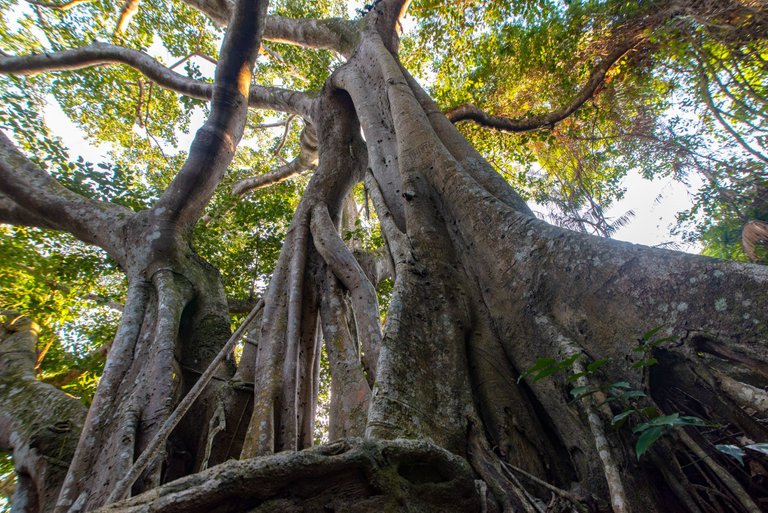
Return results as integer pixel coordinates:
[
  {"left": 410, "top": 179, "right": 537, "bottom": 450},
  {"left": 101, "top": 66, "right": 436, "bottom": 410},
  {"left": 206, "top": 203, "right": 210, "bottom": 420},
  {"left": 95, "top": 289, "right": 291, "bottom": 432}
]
[
  {"left": 232, "top": 124, "right": 318, "bottom": 196},
  {"left": 0, "top": 43, "right": 314, "bottom": 117},
  {"left": 366, "top": 0, "right": 411, "bottom": 52},
  {"left": 178, "top": 0, "right": 232, "bottom": 26},
  {"left": 445, "top": 34, "right": 645, "bottom": 133},
  {"left": 115, "top": 0, "right": 141, "bottom": 34},
  {"left": 178, "top": 0, "right": 358, "bottom": 55},
  {"left": 697, "top": 65, "right": 768, "bottom": 164},
  {"left": 0, "top": 192, "right": 60, "bottom": 231},
  {"left": 23, "top": 0, "right": 88, "bottom": 10},
  {"left": 263, "top": 16, "right": 359, "bottom": 56},
  {"left": 0, "top": 132, "right": 131, "bottom": 257},
  {"left": 153, "top": 0, "right": 269, "bottom": 228}
]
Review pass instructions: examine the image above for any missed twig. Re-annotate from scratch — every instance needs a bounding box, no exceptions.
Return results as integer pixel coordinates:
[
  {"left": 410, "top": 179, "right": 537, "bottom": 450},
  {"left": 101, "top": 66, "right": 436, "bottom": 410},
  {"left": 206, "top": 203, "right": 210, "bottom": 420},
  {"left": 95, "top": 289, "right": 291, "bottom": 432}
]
[{"left": 501, "top": 461, "right": 584, "bottom": 506}]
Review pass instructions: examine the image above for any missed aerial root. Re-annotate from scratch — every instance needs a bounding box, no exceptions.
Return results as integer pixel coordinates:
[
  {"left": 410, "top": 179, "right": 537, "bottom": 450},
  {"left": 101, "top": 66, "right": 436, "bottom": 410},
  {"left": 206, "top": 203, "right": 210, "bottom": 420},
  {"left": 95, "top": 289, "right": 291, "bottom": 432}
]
[
  {"left": 501, "top": 462, "right": 587, "bottom": 513},
  {"left": 677, "top": 430, "right": 761, "bottom": 513},
  {"left": 310, "top": 202, "right": 382, "bottom": 381},
  {"left": 467, "top": 417, "right": 543, "bottom": 513},
  {"left": 106, "top": 298, "right": 264, "bottom": 503},
  {"left": 534, "top": 314, "right": 630, "bottom": 513},
  {"left": 363, "top": 170, "right": 409, "bottom": 265},
  {"left": 96, "top": 438, "right": 482, "bottom": 513}
]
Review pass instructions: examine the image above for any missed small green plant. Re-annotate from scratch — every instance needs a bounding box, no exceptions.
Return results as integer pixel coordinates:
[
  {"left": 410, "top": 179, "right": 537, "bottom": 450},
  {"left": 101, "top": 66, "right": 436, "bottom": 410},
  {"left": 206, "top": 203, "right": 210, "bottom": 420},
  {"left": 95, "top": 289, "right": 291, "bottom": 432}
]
[
  {"left": 520, "top": 326, "right": 709, "bottom": 459},
  {"left": 715, "top": 443, "right": 768, "bottom": 465}
]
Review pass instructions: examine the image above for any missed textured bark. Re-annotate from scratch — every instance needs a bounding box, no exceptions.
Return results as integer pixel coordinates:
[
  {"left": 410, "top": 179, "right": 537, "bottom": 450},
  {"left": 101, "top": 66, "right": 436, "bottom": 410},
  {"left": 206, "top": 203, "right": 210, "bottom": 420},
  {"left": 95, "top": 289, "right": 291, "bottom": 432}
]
[
  {"left": 0, "top": 316, "right": 86, "bottom": 513},
  {"left": 95, "top": 439, "right": 485, "bottom": 513}
]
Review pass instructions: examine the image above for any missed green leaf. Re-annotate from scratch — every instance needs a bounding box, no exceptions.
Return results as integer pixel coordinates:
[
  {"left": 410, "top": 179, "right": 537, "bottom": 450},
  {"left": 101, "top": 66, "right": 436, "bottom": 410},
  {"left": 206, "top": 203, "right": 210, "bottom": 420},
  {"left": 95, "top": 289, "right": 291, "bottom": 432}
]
[
  {"left": 531, "top": 366, "right": 563, "bottom": 382},
  {"left": 716, "top": 444, "right": 746, "bottom": 465},
  {"left": 641, "top": 406, "right": 660, "bottom": 417},
  {"left": 611, "top": 410, "right": 635, "bottom": 427},
  {"left": 610, "top": 381, "right": 632, "bottom": 389},
  {"left": 567, "top": 371, "right": 588, "bottom": 382},
  {"left": 634, "top": 413, "right": 680, "bottom": 433},
  {"left": 586, "top": 358, "right": 609, "bottom": 373},
  {"left": 636, "top": 425, "right": 666, "bottom": 459},
  {"left": 676, "top": 416, "right": 709, "bottom": 427},
  {"left": 641, "top": 325, "right": 666, "bottom": 341},
  {"left": 569, "top": 385, "right": 595, "bottom": 399},
  {"left": 518, "top": 357, "right": 556, "bottom": 382},
  {"left": 745, "top": 443, "right": 768, "bottom": 456},
  {"left": 649, "top": 336, "right": 675, "bottom": 347}
]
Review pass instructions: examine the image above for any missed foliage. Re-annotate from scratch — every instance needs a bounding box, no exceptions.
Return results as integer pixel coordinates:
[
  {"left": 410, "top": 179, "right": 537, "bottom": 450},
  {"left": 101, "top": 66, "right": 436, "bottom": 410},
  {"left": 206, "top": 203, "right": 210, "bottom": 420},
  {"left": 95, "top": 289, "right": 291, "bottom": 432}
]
[
  {"left": 521, "top": 326, "right": 709, "bottom": 459},
  {"left": 403, "top": 0, "right": 768, "bottom": 243}
]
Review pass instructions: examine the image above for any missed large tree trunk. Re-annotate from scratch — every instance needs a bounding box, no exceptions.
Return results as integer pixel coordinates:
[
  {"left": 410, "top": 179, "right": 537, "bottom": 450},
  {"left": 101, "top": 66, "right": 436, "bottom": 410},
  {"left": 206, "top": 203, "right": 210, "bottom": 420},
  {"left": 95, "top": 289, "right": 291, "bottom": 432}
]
[{"left": 227, "top": 10, "right": 768, "bottom": 512}]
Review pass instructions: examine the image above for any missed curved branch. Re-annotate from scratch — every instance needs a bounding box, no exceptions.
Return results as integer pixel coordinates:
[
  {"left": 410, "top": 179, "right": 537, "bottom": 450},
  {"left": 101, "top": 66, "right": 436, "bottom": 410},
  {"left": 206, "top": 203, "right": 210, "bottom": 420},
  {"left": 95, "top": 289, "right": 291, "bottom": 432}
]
[
  {"left": 310, "top": 203, "right": 382, "bottom": 382},
  {"left": 115, "top": 0, "right": 141, "bottom": 34},
  {"left": 23, "top": 0, "right": 88, "bottom": 9},
  {"left": 232, "top": 125, "right": 318, "bottom": 196},
  {"left": 445, "top": 34, "right": 645, "bottom": 133},
  {"left": 178, "top": 0, "right": 358, "bottom": 55},
  {"left": 153, "top": 0, "right": 268, "bottom": 227},
  {"left": 178, "top": 0, "right": 232, "bottom": 26},
  {"left": 264, "top": 16, "right": 359, "bottom": 56},
  {"left": 0, "top": 191, "right": 60, "bottom": 231},
  {"left": 233, "top": 154, "right": 316, "bottom": 195},
  {"left": 0, "top": 43, "right": 314, "bottom": 117},
  {"left": 0, "top": 132, "right": 131, "bottom": 258}
]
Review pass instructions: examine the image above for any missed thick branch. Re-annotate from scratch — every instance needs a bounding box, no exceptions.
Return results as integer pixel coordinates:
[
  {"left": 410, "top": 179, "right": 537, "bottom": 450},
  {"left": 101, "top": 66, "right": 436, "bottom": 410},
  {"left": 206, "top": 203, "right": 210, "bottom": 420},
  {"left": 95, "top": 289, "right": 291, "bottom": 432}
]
[
  {"left": 366, "top": 0, "right": 411, "bottom": 52},
  {"left": 153, "top": 0, "right": 269, "bottom": 227},
  {"left": 115, "top": 0, "right": 140, "bottom": 34},
  {"left": 179, "top": 0, "right": 359, "bottom": 55},
  {"left": 445, "top": 34, "right": 644, "bottom": 133},
  {"left": 178, "top": 0, "right": 232, "bottom": 26},
  {"left": 0, "top": 192, "right": 60, "bottom": 230},
  {"left": 264, "top": 16, "right": 359, "bottom": 56},
  {"left": 23, "top": 0, "right": 88, "bottom": 10},
  {"left": 0, "top": 43, "right": 314, "bottom": 117},
  {"left": 0, "top": 132, "right": 131, "bottom": 257}
]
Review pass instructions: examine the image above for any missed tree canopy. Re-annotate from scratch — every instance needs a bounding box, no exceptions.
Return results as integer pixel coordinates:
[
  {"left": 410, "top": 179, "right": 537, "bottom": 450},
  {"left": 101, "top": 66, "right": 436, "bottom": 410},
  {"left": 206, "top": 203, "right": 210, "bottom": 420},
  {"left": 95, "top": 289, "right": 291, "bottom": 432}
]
[{"left": 1, "top": 0, "right": 767, "bottom": 512}]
